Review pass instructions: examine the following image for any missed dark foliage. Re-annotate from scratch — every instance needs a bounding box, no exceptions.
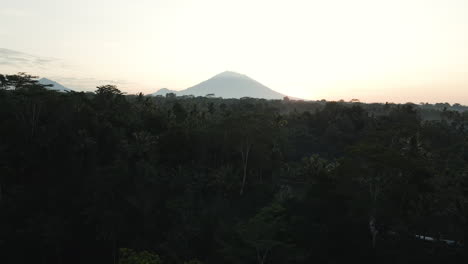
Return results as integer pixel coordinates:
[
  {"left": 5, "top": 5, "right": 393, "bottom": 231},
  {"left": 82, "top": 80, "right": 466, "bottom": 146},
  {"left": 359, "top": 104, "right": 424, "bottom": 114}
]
[{"left": 1, "top": 74, "right": 467, "bottom": 263}]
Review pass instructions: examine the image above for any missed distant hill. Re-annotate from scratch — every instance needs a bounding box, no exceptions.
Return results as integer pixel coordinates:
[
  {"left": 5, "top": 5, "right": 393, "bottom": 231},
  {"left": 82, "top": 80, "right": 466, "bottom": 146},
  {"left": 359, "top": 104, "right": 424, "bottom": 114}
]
[
  {"left": 38, "top": 78, "right": 73, "bottom": 92},
  {"left": 151, "top": 88, "right": 177, "bottom": 96},
  {"left": 151, "top": 71, "right": 285, "bottom": 99}
]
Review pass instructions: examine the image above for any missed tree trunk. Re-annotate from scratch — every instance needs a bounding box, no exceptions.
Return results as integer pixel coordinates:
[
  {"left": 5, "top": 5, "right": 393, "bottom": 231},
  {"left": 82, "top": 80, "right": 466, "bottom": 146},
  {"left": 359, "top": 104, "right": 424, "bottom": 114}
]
[
  {"left": 113, "top": 239, "right": 117, "bottom": 264},
  {"left": 29, "top": 102, "right": 41, "bottom": 139},
  {"left": 256, "top": 248, "right": 269, "bottom": 264},
  {"left": 369, "top": 179, "right": 380, "bottom": 249},
  {"left": 369, "top": 215, "right": 377, "bottom": 249},
  {"left": 240, "top": 143, "right": 251, "bottom": 195}
]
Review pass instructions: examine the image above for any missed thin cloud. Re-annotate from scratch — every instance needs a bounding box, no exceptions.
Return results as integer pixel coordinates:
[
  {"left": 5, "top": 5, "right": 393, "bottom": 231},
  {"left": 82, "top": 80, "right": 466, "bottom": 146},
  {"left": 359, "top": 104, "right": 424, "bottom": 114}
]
[
  {"left": 50, "top": 76, "right": 138, "bottom": 92},
  {"left": 0, "top": 48, "right": 139, "bottom": 92},
  {"left": 0, "top": 48, "right": 61, "bottom": 69}
]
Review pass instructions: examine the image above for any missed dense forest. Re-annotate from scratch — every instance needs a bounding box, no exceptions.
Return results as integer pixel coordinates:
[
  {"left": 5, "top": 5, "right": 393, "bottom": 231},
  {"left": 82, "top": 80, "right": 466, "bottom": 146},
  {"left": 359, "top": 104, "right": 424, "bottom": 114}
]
[{"left": 1, "top": 73, "right": 468, "bottom": 264}]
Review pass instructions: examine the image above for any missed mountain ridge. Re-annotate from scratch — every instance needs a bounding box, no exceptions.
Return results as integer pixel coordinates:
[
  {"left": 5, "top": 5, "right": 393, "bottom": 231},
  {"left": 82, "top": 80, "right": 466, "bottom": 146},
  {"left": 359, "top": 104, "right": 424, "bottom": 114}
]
[
  {"left": 151, "top": 88, "right": 177, "bottom": 96},
  {"left": 38, "top": 78, "right": 73, "bottom": 92},
  {"left": 152, "top": 71, "right": 285, "bottom": 99}
]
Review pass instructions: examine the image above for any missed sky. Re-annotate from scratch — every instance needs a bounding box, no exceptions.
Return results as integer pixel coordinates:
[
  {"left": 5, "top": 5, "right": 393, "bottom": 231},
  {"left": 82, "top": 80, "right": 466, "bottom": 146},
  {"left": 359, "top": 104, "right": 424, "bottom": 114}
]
[{"left": 1, "top": 0, "right": 468, "bottom": 104}]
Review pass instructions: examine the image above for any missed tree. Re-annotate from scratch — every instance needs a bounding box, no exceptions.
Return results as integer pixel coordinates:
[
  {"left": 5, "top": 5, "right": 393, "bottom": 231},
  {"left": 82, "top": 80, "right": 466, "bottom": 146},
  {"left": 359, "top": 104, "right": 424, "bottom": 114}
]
[
  {"left": 119, "top": 248, "right": 163, "bottom": 264},
  {"left": 96, "top": 85, "right": 123, "bottom": 96},
  {"left": 0, "top": 72, "right": 51, "bottom": 90},
  {"left": 237, "top": 202, "right": 291, "bottom": 264}
]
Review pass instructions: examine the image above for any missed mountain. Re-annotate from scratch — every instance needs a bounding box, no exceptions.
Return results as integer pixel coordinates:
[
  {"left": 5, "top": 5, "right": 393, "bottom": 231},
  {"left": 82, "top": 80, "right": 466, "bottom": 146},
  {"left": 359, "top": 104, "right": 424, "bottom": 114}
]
[
  {"left": 151, "top": 71, "right": 285, "bottom": 99},
  {"left": 179, "top": 71, "right": 284, "bottom": 99},
  {"left": 38, "top": 78, "right": 73, "bottom": 92},
  {"left": 151, "top": 88, "right": 177, "bottom": 96}
]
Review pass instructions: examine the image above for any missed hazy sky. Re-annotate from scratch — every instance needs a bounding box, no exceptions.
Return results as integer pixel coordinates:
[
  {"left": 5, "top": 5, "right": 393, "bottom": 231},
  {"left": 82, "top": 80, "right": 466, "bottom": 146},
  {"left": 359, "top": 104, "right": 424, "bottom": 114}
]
[{"left": 1, "top": 0, "right": 468, "bottom": 103}]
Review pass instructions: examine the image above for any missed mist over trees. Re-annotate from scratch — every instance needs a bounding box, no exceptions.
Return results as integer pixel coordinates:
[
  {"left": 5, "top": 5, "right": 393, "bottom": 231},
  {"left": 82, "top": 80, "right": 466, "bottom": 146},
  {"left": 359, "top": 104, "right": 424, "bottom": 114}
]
[{"left": 1, "top": 73, "right": 468, "bottom": 264}]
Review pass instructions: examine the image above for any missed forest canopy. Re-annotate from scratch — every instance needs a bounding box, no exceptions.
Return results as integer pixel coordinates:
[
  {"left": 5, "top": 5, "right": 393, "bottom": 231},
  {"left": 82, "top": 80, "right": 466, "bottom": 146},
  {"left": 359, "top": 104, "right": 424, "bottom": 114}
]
[{"left": 1, "top": 73, "right": 468, "bottom": 264}]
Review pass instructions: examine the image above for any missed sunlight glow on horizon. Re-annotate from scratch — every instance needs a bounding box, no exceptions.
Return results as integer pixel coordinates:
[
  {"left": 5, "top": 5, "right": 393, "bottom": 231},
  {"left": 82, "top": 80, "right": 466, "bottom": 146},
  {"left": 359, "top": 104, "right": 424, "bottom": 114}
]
[{"left": 1, "top": 0, "right": 468, "bottom": 103}]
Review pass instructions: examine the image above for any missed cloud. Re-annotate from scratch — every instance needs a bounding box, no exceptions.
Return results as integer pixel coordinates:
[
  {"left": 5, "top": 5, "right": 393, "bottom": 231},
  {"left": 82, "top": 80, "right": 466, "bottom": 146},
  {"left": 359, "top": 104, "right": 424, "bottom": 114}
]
[
  {"left": 0, "top": 48, "right": 61, "bottom": 69},
  {"left": 0, "top": 48, "right": 141, "bottom": 93},
  {"left": 50, "top": 76, "right": 136, "bottom": 92}
]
